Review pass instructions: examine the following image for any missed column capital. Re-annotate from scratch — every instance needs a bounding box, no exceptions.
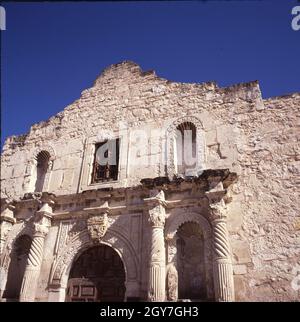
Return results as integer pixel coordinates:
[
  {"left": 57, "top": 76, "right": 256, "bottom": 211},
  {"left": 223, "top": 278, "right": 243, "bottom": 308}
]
[
  {"left": 35, "top": 199, "right": 54, "bottom": 224},
  {"left": 33, "top": 222, "right": 50, "bottom": 238},
  {"left": 1, "top": 202, "right": 16, "bottom": 225},
  {"left": 36, "top": 199, "right": 55, "bottom": 215},
  {"left": 144, "top": 189, "right": 166, "bottom": 228},
  {"left": 206, "top": 190, "right": 228, "bottom": 222},
  {"left": 208, "top": 200, "right": 228, "bottom": 222},
  {"left": 33, "top": 201, "right": 53, "bottom": 238},
  {"left": 148, "top": 204, "right": 166, "bottom": 228}
]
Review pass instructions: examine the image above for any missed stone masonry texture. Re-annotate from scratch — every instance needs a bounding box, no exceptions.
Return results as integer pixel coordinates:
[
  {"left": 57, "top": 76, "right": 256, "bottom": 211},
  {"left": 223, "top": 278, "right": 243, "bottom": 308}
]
[{"left": 1, "top": 61, "right": 299, "bottom": 301}]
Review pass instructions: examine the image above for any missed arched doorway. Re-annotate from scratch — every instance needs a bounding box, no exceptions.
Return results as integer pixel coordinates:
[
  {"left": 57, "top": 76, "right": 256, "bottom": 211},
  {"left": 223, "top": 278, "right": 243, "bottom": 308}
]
[
  {"left": 176, "top": 222, "right": 208, "bottom": 301},
  {"left": 65, "top": 245, "right": 126, "bottom": 302},
  {"left": 3, "top": 235, "right": 32, "bottom": 300}
]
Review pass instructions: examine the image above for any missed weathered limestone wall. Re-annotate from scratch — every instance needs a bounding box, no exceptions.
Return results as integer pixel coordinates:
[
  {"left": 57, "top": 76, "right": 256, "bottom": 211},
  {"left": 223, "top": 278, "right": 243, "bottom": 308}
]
[
  {"left": 227, "top": 94, "right": 300, "bottom": 301},
  {"left": 1, "top": 61, "right": 299, "bottom": 301},
  {"left": 1, "top": 61, "right": 250, "bottom": 198}
]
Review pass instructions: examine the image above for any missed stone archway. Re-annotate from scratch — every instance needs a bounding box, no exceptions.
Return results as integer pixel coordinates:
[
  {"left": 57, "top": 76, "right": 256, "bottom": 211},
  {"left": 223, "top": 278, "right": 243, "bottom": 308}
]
[
  {"left": 165, "top": 207, "right": 235, "bottom": 302},
  {"left": 165, "top": 211, "right": 214, "bottom": 301},
  {"left": 48, "top": 229, "right": 140, "bottom": 302},
  {"left": 176, "top": 222, "right": 208, "bottom": 300},
  {"left": 0, "top": 221, "right": 31, "bottom": 300},
  {"left": 2, "top": 234, "right": 32, "bottom": 300},
  {"left": 65, "top": 245, "right": 126, "bottom": 302}
]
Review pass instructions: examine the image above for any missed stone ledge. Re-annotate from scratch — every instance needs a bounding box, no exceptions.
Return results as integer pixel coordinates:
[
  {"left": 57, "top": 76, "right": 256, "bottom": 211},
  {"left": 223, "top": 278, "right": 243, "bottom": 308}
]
[{"left": 140, "top": 169, "right": 237, "bottom": 191}]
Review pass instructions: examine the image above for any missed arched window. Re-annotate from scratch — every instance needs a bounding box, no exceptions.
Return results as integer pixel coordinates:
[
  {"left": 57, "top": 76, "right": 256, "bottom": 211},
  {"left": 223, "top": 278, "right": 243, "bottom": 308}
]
[
  {"left": 34, "top": 150, "right": 51, "bottom": 192},
  {"left": 175, "top": 122, "right": 197, "bottom": 176}
]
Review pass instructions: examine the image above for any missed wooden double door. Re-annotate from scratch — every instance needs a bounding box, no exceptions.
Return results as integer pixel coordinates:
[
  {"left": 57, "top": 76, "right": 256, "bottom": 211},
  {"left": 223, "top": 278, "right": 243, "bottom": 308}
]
[{"left": 66, "top": 245, "right": 126, "bottom": 302}]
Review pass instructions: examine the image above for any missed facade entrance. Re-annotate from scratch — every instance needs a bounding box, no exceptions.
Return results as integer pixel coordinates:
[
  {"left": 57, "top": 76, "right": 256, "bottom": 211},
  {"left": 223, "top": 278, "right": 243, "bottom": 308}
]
[
  {"left": 176, "top": 222, "right": 208, "bottom": 301},
  {"left": 65, "top": 245, "right": 126, "bottom": 302}
]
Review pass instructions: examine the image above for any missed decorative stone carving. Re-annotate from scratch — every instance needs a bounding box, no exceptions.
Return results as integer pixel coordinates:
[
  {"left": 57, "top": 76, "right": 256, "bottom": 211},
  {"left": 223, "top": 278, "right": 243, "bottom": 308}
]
[
  {"left": 167, "top": 263, "right": 178, "bottom": 301},
  {"left": 51, "top": 232, "right": 89, "bottom": 283},
  {"left": 0, "top": 203, "right": 16, "bottom": 254},
  {"left": 107, "top": 236, "right": 118, "bottom": 245},
  {"left": 19, "top": 201, "right": 53, "bottom": 302},
  {"left": 54, "top": 222, "right": 69, "bottom": 256},
  {"left": 32, "top": 145, "right": 56, "bottom": 161},
  {"left": 48, "top": 229, "right": 139, "bottom": 301},
  {"left": 212, "top": 258, "right": 235, "bottom": 302},
  {"left": 165, "top": 116, "right": 205, "bottom": 179},
  {"left": 149, "top": 204, "right": 165, "bottom": 228},
  {"left": 107, "top": 215, "right": 119, "bottom": 225},
  {"left": 144, "top": 190, "right": 166, "bottom": 302},
  {"left": 212, "top": 220, "right": 231, "bottom": 259},
  {"left": 53, "top": 219, "right": 87, "bottom": 259},
  {"left": 145, "top": 191, "right": 166, "bottom": 231},
  {"left": 0, "top": 222, "right": 28, "bottom": 272},
  {"left": 207, "top": 198, "right": 235, "bottom": 302},
  {"left": 68, "top": 220, "right": 87, "bottom": 239},
  {"left": 166, "top": 237, "right": 177, "bottom": 263},
  {"left": 33, "top": 223, "right": 49, "bottom": 238},
  {"left": 47, "top": 160, "right": 54, "bottom": 171},
  {"left": 87, "top": 213, "right": 109, "bottom": 242},
  {"left": 165, "top": 209, "right": 212, "bottom": 239},
  {"left": 208, "top": 199, "right": 228, "bottom": 222}
]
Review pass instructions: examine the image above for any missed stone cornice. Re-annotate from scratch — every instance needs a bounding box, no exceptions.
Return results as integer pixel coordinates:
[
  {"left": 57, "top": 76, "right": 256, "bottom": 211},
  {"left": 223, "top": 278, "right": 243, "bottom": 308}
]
[
  {"left": 143, "top": 196, "right": 168, "bottom": 209},
  {"left": 140, "top": 169, "right": 237, "bottom": 191},
  {"left": 10, "top": 169, "right": 236, "bottom": 221},
  {"left": 14, "top": 169, "right": 236, "bottom": 205},
  {"left": 52, "top": 205, "right": 126, "bottom": 221}
]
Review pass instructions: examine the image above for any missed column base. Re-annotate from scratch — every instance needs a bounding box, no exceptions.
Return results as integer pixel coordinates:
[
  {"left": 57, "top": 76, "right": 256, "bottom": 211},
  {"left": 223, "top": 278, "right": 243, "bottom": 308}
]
[
  {"left": 19, "top": 268, "right": 40, "bottom": 302},
  {"left": 213, "top": 259, "right": 235, "bottom": 302}
]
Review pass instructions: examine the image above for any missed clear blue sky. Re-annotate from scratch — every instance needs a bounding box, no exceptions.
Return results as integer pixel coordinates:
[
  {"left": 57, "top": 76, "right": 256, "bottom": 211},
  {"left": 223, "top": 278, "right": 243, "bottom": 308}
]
[{"left": 1, "top": 1, "right": 300, "bottom": 148}]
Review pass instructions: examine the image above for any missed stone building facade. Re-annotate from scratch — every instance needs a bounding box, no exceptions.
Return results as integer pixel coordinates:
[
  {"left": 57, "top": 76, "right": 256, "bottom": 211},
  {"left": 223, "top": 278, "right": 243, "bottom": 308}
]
[{"left": 0, "top": 61, "right": 299, "bottom": 302}]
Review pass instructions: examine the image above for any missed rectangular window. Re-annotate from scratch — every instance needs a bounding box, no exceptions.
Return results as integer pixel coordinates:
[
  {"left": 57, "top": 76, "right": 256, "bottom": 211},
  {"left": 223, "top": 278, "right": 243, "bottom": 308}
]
[{"left": 91, "top": 139, "right": 120, "bottom": 183}]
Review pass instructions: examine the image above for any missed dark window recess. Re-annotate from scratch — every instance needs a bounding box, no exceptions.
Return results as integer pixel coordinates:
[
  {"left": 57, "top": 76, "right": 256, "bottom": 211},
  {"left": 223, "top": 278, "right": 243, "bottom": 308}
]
[
  {"left": 91, "top": 139, "right": 119, "bottom": 183},
  {"left": 35, "top": 150, "right": 51, "bottom": 192},
  {"left": 176, "top": 122, "right": 197, "bottom": 176}
]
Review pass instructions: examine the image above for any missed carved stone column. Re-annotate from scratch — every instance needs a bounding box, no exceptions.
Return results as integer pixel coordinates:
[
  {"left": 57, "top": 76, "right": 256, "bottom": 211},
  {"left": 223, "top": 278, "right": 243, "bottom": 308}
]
[
  {"left": 208, "top": 197, "right": 235, "bottom": 302},
  {"left": 144, "top": 190, "right": 166, "bottom": 302},
  {"left": 19, "top": 201, "right": 53, "bottom": 302}
]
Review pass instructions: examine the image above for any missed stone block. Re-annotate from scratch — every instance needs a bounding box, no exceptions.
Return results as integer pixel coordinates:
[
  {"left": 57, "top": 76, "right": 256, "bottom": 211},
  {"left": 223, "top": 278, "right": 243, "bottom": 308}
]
[
  {"left": 233, "top": 275, "right": 247, "bottom": 301},
  {"left": 206, "top": 130, "right": 217, "bottom": 146},
  {"left": 233, "top": 264, "right": 247, "bottom": 275},
  {"left": 227, "top": 202, "right": 243, "bottom": 233},
  {"left": 232, "top": 240, "right": 252, "bottom": 264}
]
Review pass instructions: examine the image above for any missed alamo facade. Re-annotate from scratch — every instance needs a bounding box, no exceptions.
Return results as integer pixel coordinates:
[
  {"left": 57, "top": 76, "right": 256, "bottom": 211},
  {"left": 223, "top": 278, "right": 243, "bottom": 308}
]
[{"left": 0, "top": 61, "right": 299, "bottom": 302}]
